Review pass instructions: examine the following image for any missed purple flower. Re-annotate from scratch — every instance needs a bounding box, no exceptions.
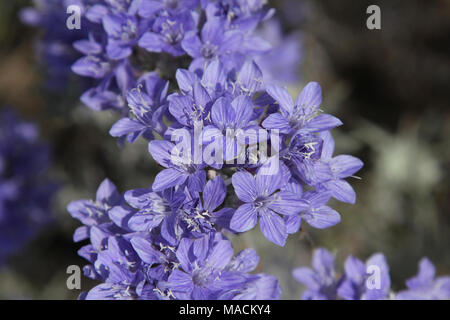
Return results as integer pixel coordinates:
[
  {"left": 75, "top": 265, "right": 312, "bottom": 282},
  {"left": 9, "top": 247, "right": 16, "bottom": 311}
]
[
  {"left": 0, "top": 110, "right": 56, "bottom": 264},
  {"left": 139, "top": 12, "right": 195, "bottom": 56},
  {"left": 168, "top": 60, "right": 244, "bottom": 131},
  {"left": 130, "top": 233, "right": 180, "bottom": 284},
  {"left": 69, "top": 179, "right": 173, "bottom": 299},
  {"left": 294, "top": 248, "right": 450, "bottom": 300},
  {"left": 102, "top": 12, "right": 141, "bottom": 60},
  {"left": 204, "top": 0, "right": 273, "bottom": 29},
  {"left": 67, "top": 179, "right": 122, "bottom": 242},
  {"left": 316, "top": 131, "right": 364, "bottom": 204},
  {"left": 83, "top": 236, "right": 146, "bottom": 300},
  {"left": 20, "top": 0, "right": 89, "bottom": 89},
  {"left": 254, "top": 18, "right": 302, "bottom": 85},
  {"left": 110, "top": 72, "right": 169, "bottom": 142},
  {"left": 282, "top": 132, "right": 328, "bottom": 186},
  {"left": 300, "top": 191, "right": 340, "bottom": 229},
  {"left": 182, "top": 17, "right": 243, "bottom": 72},
  {"left": 219, "top": 247, "right": 281, "bottom": 300},
  {"left": 179, "top": 59, "right": 230, "bottom": 100},
  {"left": 220, "top": 274, "right": 281, "bottom": 300},
  {"left": 202, "top": 95, "right": 261, "bottom": 163},
  {"left": 72, "top": 34, "right": 112, "bottom": 79},
  {"left": 221, "top": 249, "right": 281, "bottom": 300},
  {"left": 167, "top": 233, "right": 267, "bottom": 299},
  {"left": 168, "top": 81, "right": 214, "bottom": 129},
  {"left": 180, "top": 176, "right": 234, "bottom": 236},
  {"left": 337, "top": 253, "right": 391, "bottom": 300},
  {"left": 88, "top": 0, "right": 139, "bottom": 16},
  {"left": 77, "top": 59, "right": 136, "bottom": 112},
  {"left": 148, "top": 139, "right": 206, "bottom": 192},
  {"left": 396, "top": 258, "right": 450, "bottom": 300},
  {"left": 233, "top": 60, "right": 265, "bottom": 98},
  {"left": 292, "top": 248, "right": 339, "bottom": 300},
  {"left": 38, "top": 0, "right": 369, "bottom": 301},
  {"left": 262, "top": 82, "right": 342, "bottom": 135},
  {"left": 80, "top": 85, "right": 125, "bottom": 111},
  {"left": 280, "top": 180, "right": 340, "bottom": 232},
  {"left": 119, "top": 186, "right": 185, "bottom": 245},
  {"left": 230, "top": 158, "right": 306, "bottom": 246}
]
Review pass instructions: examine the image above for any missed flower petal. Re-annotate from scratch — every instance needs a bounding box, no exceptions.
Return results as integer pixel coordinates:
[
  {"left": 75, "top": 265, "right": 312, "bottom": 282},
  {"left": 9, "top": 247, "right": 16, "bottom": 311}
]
[
  {"left": 284, "top": 214, "right": 302, "bottom": 234},
  {"left": 203, "top": 176, "right": 226, "bottom": 212},
  {"left": 130, "top": 237, "right": 164, "bottom": 265},
  {"left": 268, "top": 190, "right": 308, "bottom": 215},
  {"left": 231, "top": 171, "right": 257, "bottom": 202},
  {"left": 296, "top": 82, "right": 322, "bottom": 110},
  {"left": 230, "top": 203, "right": 258, "bottom": 232},
  {"left": 96, "top": 178, "right": 120, "bottom": 204},
  {"left": 303, "top": 206, "right": 341, "bottom": 229},
  {"left": 152, "top": 168, "right": 187, "bottom": 191},
  {"left": 256, "top": 156, "right": 284, "bottom": 196},
  {"left": 148, "top": 140, "right": 174, "bottom": 168},
  {"left": 321, "top": 179, "right": 356, "bottom": 204},
  {"left": 227, "top": 248, "right": 260, "bottom": 273},
  {"left": 364, "top": 253, "right": 391, "bottom": 300},
  {"left": 304, "top": 114, "right": 342, "bottom": 132},
  {"left": 207, "top": 240, "right": 234, "bottom": 269},
  {"left": 259, "top": 209, "right": 287, "bottom": 246},
  {"left": 237, "top": 60, "right": 263, "bottom": 95},
  {"left": 211, "top": 96, "right": 231, "bottom": 128},
  {"left": 110, "top": 118, "right": 146, "bottom": 138},
  {"left": 292, "top": 267, "right": 320, "bottom": 291},
  {"left": 319, "top": 131, "right": 335, "bottom": 160},
  {"left": 176, "top": 238, "right": 194, "bottom": 272},
  {"left": 266, "top": 84, "right": 294, "bottom": 115},
  {"left": 261, "top": 113, "right": 290, "bottom": 134},
  {"left": 406, "top": 258, "right": 436, "bottom": 290},
  {"left": 231, "top": 95, "right": 253, "bottom": 128},
  {"left": 138, "top": 32, "right": 163, "bottom": 52},
  {"left": 330, "top": 155, "right": 364, "bottom": 179},
  {"left": 168, "top": 269, "right": 194, "bottom": 294},
  {"left": 181, "top": 33, "right": 202, "bottom": 58},
  {"left": 175, "top": 69, "right": 198, "bottom": 93}
]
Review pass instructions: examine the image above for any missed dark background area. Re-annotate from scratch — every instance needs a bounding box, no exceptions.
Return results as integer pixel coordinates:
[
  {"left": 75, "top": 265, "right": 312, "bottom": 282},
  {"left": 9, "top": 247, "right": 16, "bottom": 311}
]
[{"left": 0, "top": 0, "right": 448, "bottom": 299}]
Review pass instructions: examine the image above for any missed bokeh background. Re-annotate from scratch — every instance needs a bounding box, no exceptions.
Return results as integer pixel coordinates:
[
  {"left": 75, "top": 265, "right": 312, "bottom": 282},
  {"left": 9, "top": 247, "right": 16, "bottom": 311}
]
[{"left": 0, "top": 0, "right": 449, "bottom": 299}]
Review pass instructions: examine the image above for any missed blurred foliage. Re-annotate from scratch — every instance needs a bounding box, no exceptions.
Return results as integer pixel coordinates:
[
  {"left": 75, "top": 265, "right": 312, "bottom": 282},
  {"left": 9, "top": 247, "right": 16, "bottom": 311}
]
[{"left": 0, "top": 0, "right": 449, "bottom": 299}]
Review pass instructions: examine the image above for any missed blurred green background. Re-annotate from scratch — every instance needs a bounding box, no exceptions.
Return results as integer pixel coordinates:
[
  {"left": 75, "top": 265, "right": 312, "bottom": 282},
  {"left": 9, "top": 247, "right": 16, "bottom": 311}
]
[{"left": 0, "top": 0, "right": 449, "bottom": 299}]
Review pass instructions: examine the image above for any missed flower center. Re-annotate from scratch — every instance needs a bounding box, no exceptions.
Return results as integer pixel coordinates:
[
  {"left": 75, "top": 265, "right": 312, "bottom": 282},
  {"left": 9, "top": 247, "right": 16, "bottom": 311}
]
[
  {"left": 288, "top": 133, "right": 323, "bottom": 161},
  {"left": 201, "top": 41, "right": 218, "bottom": 59},
  {"left": 119, "top": 18, "right": 138, "bottom": 42},
  {"left": 192, "top": 267, "right": 214, "bottom": 287},
  {"left": 254, "top": 196, "right": 270, "bottom": 209},
  {"left": 162, "top": 20, "right": 184, "bottom": 44}
]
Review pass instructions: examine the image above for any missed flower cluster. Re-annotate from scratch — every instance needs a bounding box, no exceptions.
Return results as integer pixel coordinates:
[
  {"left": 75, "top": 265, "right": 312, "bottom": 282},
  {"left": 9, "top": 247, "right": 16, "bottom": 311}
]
[
  {"left": 21, "top": 0, "right": 450, "bottom": 301},
  {"left": 293, "top": 248, "right": 450, "bottom": 300},
  {"left": 0, "top": 109, "right": 56, "bottom": 264},
  {"left": 46, "top": 0, "right": 293, "bottom": 113},
  {"left": 54, "top": 1, "right": 363, "bottom": 299},
  {"left": 113, "top": 59, "right": 363, "bottom": 246},
  {"left": 22, "top": 0, "right": 301, "bottom": 108},
  {"left": 68, "top": 179, "right": 280, "bottom": 299},
  {"left": 24, "top": 0, "right": 365, "bottom": 299}
]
